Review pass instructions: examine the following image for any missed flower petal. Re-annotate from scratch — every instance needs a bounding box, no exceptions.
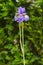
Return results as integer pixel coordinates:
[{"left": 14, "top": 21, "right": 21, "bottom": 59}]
[
  {"left": 17, "top": 16, "right": 24, "bottom": 22},
  {"left": 14, "top": 16, "right": 18, "bottom": 21},
  {"left": 18, "top": 6, "right": 25, "bottom": 14},
  {"left": 24, "top": 15, "right": 29, "bottom": 21}
]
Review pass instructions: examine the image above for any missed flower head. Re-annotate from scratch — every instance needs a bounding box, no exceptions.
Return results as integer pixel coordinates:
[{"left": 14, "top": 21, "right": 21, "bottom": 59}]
[{"left": 14, "top": 6, "right": 29, "bottom": 22}]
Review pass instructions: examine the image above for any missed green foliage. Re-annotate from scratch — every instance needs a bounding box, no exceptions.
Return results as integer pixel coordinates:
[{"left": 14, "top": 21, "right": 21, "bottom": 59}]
[{"left": 0, "top": 0, "right": 43, "bottom": 65}]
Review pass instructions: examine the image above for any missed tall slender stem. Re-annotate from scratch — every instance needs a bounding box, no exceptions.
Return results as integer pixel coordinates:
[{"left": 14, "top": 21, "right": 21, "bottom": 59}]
[
  {"left": 19, "top": 22, "right": 23, "bottom": 53},
  {"left": 22, "top": 22, "right": 25, "bottom": 65},
  {"left": 19, "top": 22, "right": 25, "bottom": 65}
]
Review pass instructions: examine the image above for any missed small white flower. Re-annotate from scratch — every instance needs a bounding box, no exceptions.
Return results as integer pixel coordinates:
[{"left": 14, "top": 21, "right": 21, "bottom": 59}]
[{"left": 16, "top": 0, "right": 19, "bottom": 2}]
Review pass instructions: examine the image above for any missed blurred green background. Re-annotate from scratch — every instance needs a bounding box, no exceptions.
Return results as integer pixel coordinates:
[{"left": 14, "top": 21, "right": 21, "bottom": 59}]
[{"left": 0, "top": 0, "right": 43, "bottom": 65}]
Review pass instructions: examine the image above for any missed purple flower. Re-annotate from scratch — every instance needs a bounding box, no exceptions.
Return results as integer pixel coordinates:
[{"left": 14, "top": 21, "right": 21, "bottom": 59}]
[
  {"left": 14, "top": 6, "right": 29, "bottom": 22},
  {"left": 18, "top": 6, "right": 25, "bottom": 14}
]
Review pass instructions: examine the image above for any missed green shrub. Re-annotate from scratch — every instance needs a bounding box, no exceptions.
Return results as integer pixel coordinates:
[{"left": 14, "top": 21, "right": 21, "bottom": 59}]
[{"left": 0, "top": 0, "right": 43, "bottom": 65}]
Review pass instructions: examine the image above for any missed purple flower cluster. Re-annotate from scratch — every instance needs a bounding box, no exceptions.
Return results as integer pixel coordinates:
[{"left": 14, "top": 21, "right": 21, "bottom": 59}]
[{"left": 14, "top": 6, "right": 29, "bottom": 22}]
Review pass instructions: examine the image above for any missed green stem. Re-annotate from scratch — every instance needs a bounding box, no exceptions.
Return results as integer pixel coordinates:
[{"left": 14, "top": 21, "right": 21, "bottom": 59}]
[
  {"left": 19, "top": 22, "right": 23, "bottom": 53},
  {"left": 22, "top": 22, "right": 25, "bottom": 65},
  {"left": 19, "top": 22, "right": 25, "bottom": 65}
]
